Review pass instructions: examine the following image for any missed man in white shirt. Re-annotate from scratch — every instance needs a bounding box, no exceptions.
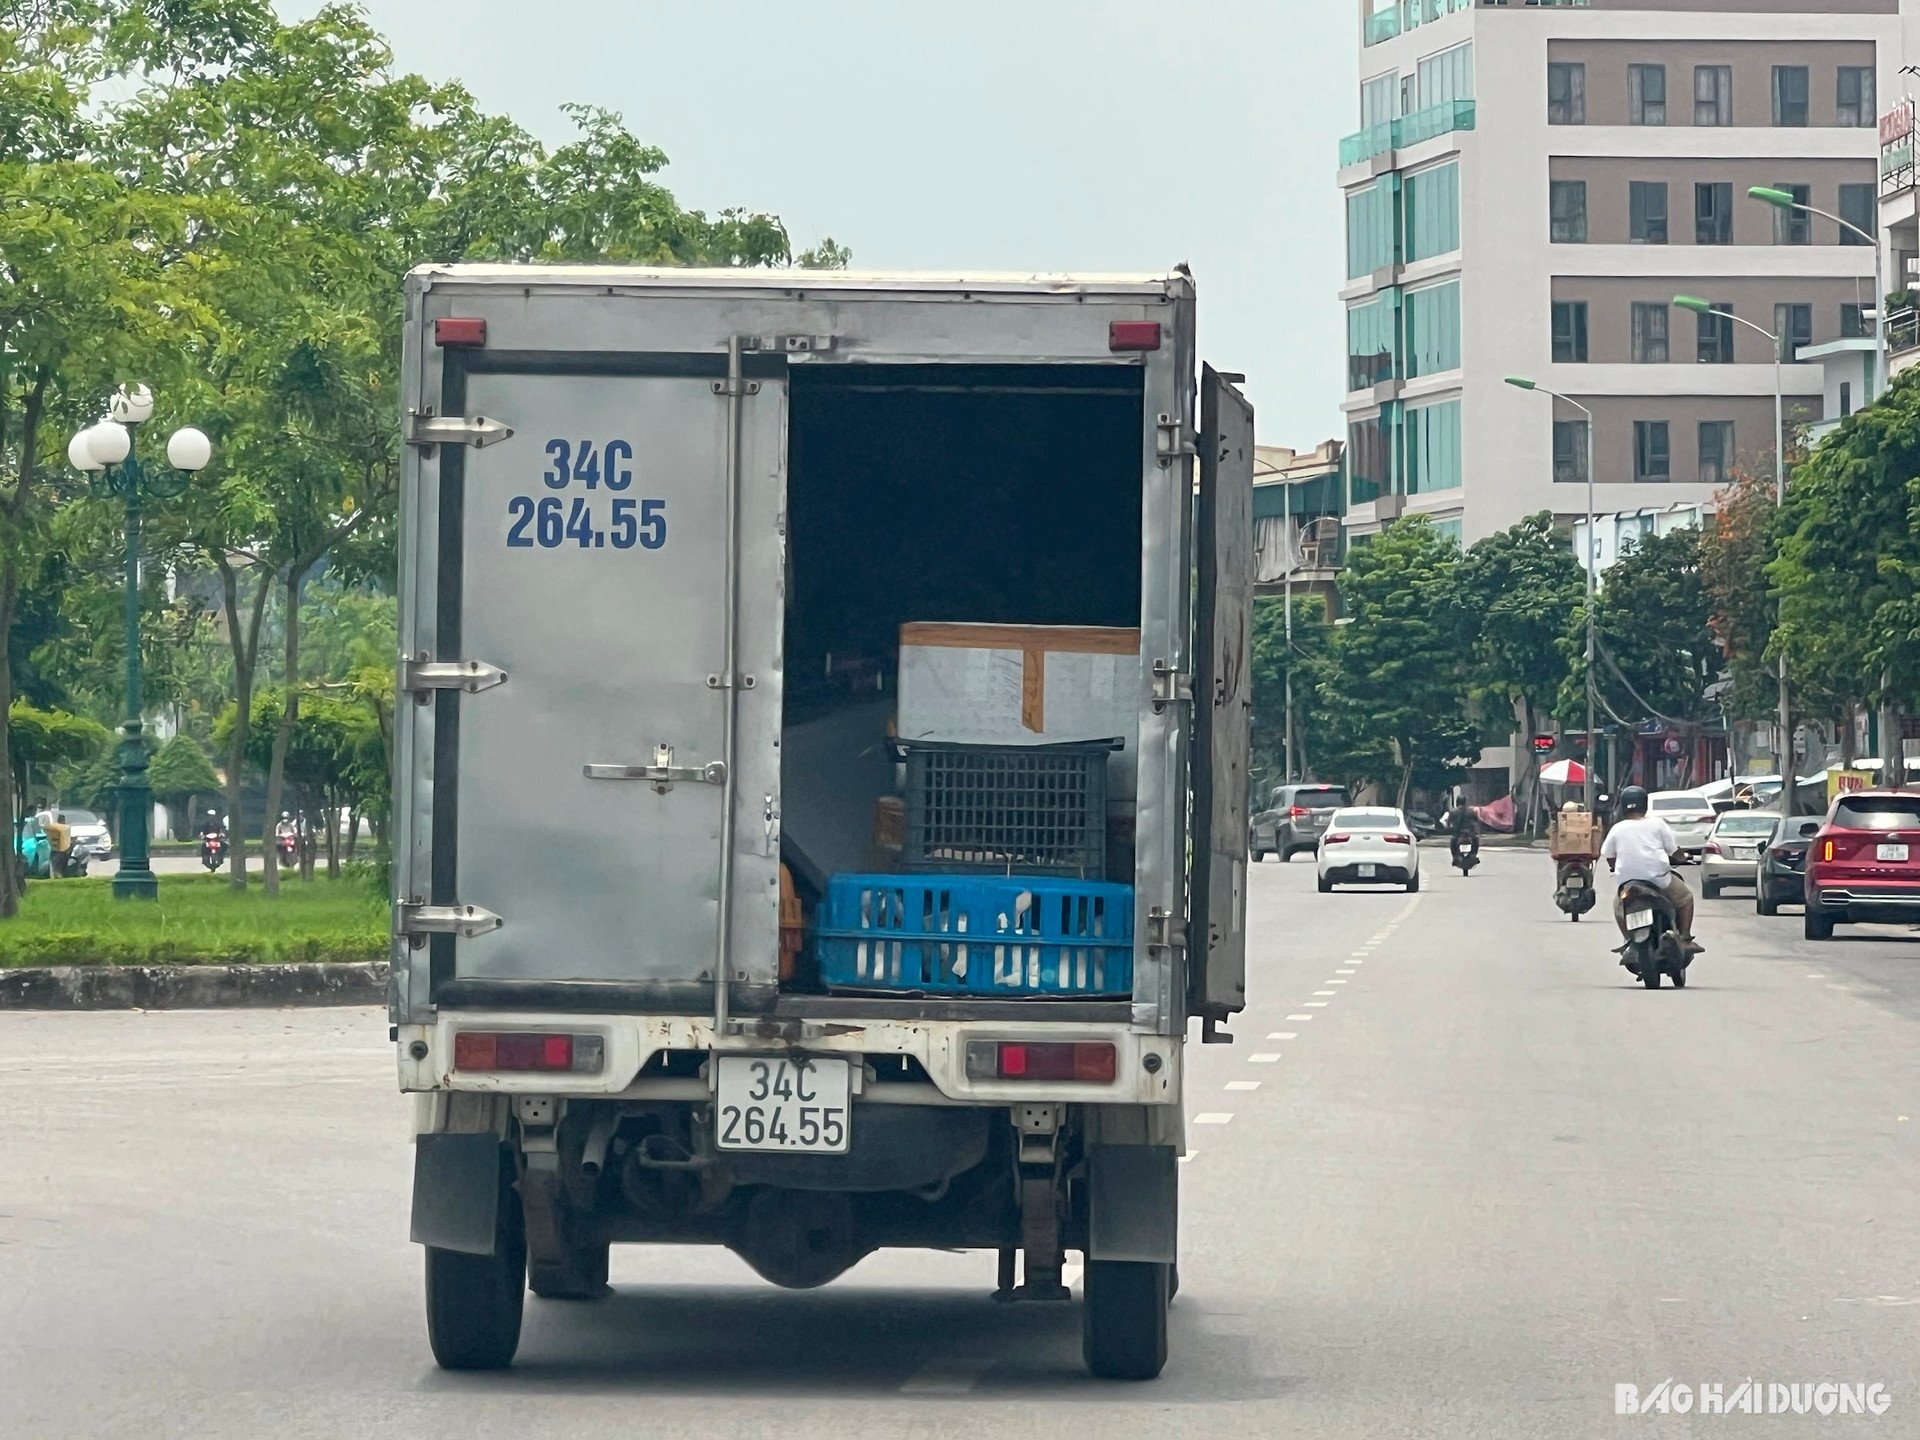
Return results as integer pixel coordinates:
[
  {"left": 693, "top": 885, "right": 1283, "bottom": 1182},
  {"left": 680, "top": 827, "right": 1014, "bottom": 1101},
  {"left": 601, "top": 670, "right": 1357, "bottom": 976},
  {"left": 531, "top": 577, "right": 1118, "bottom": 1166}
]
[{"left": 1600, "top": 785, "right": 1704, "bottom": 954}]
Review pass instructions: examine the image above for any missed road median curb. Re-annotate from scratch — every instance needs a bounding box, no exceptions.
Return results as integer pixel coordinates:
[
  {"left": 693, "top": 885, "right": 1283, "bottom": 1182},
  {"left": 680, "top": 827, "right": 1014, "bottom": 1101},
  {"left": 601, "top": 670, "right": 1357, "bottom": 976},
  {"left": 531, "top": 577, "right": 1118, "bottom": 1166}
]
[{"left": 0, "top": 961, "right": 390, "bottom": 1010}]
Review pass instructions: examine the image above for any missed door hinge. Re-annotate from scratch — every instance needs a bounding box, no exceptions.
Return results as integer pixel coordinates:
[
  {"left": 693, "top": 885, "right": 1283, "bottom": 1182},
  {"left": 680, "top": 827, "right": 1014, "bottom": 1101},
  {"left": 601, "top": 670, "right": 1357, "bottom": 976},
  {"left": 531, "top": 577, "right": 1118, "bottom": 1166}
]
[
  {"left": 1156, "top": 412, "right": 1196, "bottom": 468},
  {"left": 406, "top": 411, "right": 514, "bottom": 450},
  {"left": 1144, "top": 906, "right": 1188, "bottom": 955},
  {"left": 397, "top": 900, "right": 503, "bottom": 944},
  {"left": 584, "top": 743, "right": 727, "bottom": 794},
  {"left": 1150, "top": 659, "right": 1192, "bottom": 712},
  {"left": 743, "top": 334, "right": 836, "bottom": 355},
  {"left": 399, "top": 655, "right": 508, "bottom": 703}
]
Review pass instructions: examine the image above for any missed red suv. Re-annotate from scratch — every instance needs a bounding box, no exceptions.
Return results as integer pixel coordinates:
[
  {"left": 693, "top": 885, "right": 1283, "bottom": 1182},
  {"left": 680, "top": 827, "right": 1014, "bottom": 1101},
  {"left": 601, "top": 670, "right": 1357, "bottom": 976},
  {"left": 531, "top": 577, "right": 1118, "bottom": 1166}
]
[{"left": 1804, "top": 790, "right": 1920, "bottom": 939}]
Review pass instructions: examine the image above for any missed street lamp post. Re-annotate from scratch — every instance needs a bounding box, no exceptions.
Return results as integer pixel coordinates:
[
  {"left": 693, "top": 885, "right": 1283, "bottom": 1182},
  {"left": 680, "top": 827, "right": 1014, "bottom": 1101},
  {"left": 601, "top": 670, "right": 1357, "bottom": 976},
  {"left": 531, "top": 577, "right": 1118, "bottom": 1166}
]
[
  {"left": 1506, "top": 375, "right": 1598, "bottom": 809},
  {"left": 67, "top": 386, "right": 212, "bottom": 899},
  {"left": 1674, "top": 295, "right": 1791, "bottom": 785}
]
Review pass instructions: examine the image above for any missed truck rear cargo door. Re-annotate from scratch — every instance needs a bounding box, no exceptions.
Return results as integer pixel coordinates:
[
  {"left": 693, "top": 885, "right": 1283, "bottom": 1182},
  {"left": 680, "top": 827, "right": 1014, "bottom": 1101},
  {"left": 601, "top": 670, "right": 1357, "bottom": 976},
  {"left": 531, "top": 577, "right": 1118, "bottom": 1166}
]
[
  {"left": 408, "top": 351, "right": 785, "bottom": 1006},
  {"left": 1189, "top": 365, "right": 1254, "bottom": 1032}
]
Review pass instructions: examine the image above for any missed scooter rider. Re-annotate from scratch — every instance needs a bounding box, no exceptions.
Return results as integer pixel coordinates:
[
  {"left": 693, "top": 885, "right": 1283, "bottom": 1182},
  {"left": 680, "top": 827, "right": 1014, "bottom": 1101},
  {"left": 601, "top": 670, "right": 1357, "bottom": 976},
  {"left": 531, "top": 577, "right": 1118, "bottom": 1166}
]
[
  {"left": 1599, "top": 785, "right": 1705, "bottom": 955},
  {"left": 1444, "top": 789, "right": 1481, "bottom": 869}
]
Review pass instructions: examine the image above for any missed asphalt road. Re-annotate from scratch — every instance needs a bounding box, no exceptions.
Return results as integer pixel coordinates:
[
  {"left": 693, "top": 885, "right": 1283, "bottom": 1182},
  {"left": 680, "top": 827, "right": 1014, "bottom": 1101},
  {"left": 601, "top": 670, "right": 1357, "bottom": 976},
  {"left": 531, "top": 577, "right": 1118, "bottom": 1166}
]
[{"left": 3, "top": 850, "right": 1918, "bottom": 1436}]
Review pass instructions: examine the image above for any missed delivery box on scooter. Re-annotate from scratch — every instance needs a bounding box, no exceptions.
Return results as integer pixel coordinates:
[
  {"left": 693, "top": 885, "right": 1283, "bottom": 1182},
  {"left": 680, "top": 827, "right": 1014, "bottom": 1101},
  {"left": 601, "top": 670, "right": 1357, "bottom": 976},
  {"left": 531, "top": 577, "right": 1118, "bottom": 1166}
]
[{"left": 1549, "top": 810, "right": 1602, "bottom": 860}]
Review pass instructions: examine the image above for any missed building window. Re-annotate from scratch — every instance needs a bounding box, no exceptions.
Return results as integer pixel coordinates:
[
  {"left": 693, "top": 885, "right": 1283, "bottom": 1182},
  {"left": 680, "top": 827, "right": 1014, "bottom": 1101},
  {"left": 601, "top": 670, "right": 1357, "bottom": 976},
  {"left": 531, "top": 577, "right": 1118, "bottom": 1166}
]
[
  {"left": 1405, "top": 281, "right": 1462, "bottom": 377},
  {"left": 1842, "top": 303, "right": 1868, "bottom": 338},
  {"left": 1551, "top": 301, "right": 1588, "bottom": 363},
  {"left": 1405, "top": 400, "right": 1462, "bottom": 495},
  {"left": 1774, "top": 302, "right": 1812, "bottom": 362},
  {"left": 1840, "top": 381, "right": 1853, "bottom": 417},
  {"left": 1634, "top": 421, "right": 1671, "bottom": 482},
  {"left": 1548, "top": 62, "right": 1585, "bottom": 125},
  {"left": 1838, "top": 66, "right": 1875, "bottom": 128},
  {"left": 1696, "top": 303, "right": 1735, "bottom": 364},
  {"left": 1347, "top": 292, "right": 1398, "bottom": 392},
  {"left": 1695, "top": 182, "right": 1733, "bottom": 244},
  {"left": 1550, "top": 180, "right": 1587, "bottom": 243},
  {"left": 1629, "top": 181, "right": 1668, "bottom": 244},
  {"left": 1553, "top": 419, "right": 1589, "bottom": 484},
  {"left": 1346, "top": 178, "right": 1397, "bottom": 279},
  {"left": 1349, "top": 411, "right": 1393, "bottom": 505},
  {"left": 1772, "top": 182, "right": 1811, "bottom": 244},
  {"left": 1772, "top": 66, "right": 1809, "bottom": 126},
  {"left": 1630, "top": 65, "right": 1667, "bottom": 125},
  {"left": 1631, "top": 303, "right": 1669, "bottom": 364},
  {"left": 1698, "top": 421, "right": 1734, "bottom": 486},
  {"left": 1839, "top": 183, "right": 1875, "bottom": 246},
  {"left": 1361, "top": 71, "right": 1398, "bottom": 129},
  {"left": 1418, "top": 42, "right": 1474, "bottom": 109},
  {"left": 1403, "top": 162, "right": 1461, "bottom": 263},
  {"left": 1694, "top": 65, "right": 1732, "bottom": 126}
]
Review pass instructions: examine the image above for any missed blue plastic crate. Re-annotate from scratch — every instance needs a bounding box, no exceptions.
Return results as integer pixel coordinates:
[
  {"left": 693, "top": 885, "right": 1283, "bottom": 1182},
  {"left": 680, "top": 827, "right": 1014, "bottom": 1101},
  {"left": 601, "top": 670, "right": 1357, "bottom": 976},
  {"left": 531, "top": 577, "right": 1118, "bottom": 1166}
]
[{"left": 816, "top": 873, "right": 1134, "bottom": 997}]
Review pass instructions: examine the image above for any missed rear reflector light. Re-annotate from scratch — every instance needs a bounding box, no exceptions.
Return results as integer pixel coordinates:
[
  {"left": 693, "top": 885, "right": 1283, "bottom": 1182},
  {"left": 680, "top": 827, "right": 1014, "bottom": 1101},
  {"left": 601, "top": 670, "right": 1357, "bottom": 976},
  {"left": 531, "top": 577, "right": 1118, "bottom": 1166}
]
[
  {"left": 434, "top": 317, "right": 488, "bottom": 348},
  {"left": 1325, "top": 834, "right": 1350, "bottom": 844},
  {"left": 1108, "top": 321, "right": 1162, "bottom": 352},
  {"left": 964, "top": 1040, "right": 1117, "bottom": 1084},
  {"left": 453, "top": 1030, "right": 604, "bottom": 1073},
  {"left": 1384, "top": 833, "right": 1411, "bottom": 845},
  {"left": 1288, "top": 806, "right": 1309, "bottom": 818}
]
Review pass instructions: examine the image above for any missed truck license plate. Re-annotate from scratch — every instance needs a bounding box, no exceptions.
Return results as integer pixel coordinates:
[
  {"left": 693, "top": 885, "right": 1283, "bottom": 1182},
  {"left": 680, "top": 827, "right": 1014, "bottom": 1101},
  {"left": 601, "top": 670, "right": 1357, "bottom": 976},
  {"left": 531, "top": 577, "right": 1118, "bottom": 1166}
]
[
  {"left": 716, "top": 1056, "right": 851, "bottom": 1154},
  {"left": 1878, "top": 843, "right": 1909, "bottom": 862}
]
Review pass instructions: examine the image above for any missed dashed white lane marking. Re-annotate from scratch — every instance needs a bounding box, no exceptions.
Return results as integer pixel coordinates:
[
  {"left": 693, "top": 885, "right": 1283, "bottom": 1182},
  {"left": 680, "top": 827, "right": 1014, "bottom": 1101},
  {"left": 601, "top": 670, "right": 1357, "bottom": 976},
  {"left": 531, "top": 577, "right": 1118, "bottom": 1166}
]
[
  {"left": 1267, "top": 1031, "right": 1298, "bottom": 1040},
  {"left": 1350, "top": 951, "right": 1370, "bottom": 958},
  {"left": 1313, "top": 990, "right": 1337, "bottom": 996},
  {"left": 1193, "top": 1112, "right": 1234, "bottom": 1125},
  {"left": 1806, "top": 973, "right": 1826, "bottom": 979},
  {"left": 1225, "top": 1080, "right": 1261, "bottom": 1092},
  {"left": 1305, "top": 1001, "right": 1329, "bottom": 1008},
  {"left": 1248, "top": 1053, "right": 1281, "bottom": 1063},
  {"left": 1327, "top": 979, "right": 1348, "bottom": 985},
  {"left": 1335, "top": 968, "right": 1355, "bottom": 975},
  {"left": 1287, "top": 1013, "right": 1314, "bottom": 1021},
  {"left": 901, "top": 1358, "right": 995, "bottom": 1394}
]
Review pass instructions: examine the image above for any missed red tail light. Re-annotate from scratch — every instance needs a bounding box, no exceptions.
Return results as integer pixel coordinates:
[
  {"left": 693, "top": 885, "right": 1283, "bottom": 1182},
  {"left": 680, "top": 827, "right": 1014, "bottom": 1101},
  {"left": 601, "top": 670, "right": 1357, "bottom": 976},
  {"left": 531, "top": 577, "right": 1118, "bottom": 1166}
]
[
  {"left": 1325, "top": 833, "right": 1350, "bottom": 844},
  {"left": 453, "top": 1030, "right": 604, "bottom": 1073},
  {"left": 965, "top": 1041, "right": 1117, "bottom": 1083},
  {"left": 1288, "top": 806, "right": 1309, "bottom": 818},
  {"left": 1704, "top": 842, "right": 1721, "bottom": 856},
  {"left": 434, "top": 316, "right": 488, "bottom": 348},
  {"left": 1384, "top": 833, "right": 1411, "bottom": 845}
]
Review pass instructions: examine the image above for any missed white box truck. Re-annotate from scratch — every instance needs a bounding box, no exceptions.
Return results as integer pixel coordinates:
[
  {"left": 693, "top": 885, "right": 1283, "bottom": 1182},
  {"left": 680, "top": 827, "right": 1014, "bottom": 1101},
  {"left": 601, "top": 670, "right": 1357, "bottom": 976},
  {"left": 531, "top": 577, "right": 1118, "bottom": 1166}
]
[{"left": 392, "top": 266, "right": 1252, "bottom": 1380}]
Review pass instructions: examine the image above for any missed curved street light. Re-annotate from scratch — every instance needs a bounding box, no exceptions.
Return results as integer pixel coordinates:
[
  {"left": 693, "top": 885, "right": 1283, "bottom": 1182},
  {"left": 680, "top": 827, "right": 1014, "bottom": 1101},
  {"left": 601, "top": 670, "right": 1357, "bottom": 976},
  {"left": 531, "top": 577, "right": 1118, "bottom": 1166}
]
[
  {"left": 1748, "top": 185, "right": 1884, "bottom": 398},
  {"left": 67, "top": 385, "right": 212, "bottom": 899},
  {"left": 1507, "top": 374, "right": 1597, "bottom": 809}
]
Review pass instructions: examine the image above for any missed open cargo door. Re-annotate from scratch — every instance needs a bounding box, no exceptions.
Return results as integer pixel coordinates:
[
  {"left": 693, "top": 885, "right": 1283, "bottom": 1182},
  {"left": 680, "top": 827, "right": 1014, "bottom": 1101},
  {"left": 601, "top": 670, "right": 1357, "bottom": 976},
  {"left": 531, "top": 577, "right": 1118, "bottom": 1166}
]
[
  {"left": 1188, "top": 365, "right": 1254, "bottom": 1036},
  {"left": 405, "top": 342, "right": 786, "bottom": 1011}
]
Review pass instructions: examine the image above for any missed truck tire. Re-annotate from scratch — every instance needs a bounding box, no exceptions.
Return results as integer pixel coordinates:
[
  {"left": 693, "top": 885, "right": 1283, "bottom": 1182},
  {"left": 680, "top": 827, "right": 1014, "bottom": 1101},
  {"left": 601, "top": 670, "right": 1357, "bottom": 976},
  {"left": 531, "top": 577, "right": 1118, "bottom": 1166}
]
[
  {"left": 529, "top": 1241, "right": 610, "bottom": 1301},
  {"left": 1083, "top": 1259, "right": 1170, "bottom": 1380},
  {"left": 425, "top": 1189, "right": 527, "bottom": 1371}
]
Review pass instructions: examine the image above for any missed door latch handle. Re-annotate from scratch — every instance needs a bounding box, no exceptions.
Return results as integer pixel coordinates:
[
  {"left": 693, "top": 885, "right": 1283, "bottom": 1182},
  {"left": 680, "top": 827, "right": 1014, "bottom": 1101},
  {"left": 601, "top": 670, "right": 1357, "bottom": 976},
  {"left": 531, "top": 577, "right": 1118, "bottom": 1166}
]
[{"left": 584, "top": 743, "right": 726, "bottom": 794}]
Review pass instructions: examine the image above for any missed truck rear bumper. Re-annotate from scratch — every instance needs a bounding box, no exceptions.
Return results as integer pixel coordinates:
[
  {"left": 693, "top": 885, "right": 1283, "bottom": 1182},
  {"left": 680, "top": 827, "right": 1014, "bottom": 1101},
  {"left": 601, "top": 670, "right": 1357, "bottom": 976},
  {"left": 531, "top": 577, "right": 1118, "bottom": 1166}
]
[{"left": 398, "top": 1012, "right": 1181, "bottom": 1107}]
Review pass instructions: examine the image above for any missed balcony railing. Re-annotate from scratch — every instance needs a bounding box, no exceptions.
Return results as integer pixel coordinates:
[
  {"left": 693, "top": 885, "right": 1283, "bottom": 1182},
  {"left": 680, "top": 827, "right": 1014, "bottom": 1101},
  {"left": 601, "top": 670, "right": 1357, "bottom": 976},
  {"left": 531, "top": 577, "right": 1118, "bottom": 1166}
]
[
  {"left": 1364, "top": 9, "right": 1400, "bottom": 44},
  {"left": 1339, "top": 99, "right": 1477, "bottom": 168},
  {"left": 1368, "top": 0, "right": 1477, "bottom": 43},
  {"left": 1889, "top": 307, "right": 1920, "bottom": 356}
]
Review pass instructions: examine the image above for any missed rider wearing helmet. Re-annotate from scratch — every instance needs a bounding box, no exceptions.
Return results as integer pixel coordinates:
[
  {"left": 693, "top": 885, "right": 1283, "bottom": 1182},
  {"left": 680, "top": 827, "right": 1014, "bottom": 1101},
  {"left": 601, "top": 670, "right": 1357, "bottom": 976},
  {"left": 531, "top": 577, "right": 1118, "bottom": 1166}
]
[{"left": 1599, "top": 785, "right": 1704, "bottom": 954}]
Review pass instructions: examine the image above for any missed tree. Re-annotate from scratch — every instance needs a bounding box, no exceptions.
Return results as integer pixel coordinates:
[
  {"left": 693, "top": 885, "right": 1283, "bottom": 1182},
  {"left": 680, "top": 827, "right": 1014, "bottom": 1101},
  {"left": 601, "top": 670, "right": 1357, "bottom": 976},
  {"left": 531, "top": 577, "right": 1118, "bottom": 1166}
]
[
  {"left": 215, "top": 686, "right": 382, "bottom": 877},
  {"left": 1320, "top": 519, "right": 1481, "bottom": 807},
  {"left": 146, "top": 731, "right": 221, "bottom": 827},
  {"left": 1249, "top": 592, "right": 1332, "bottom": 789},
  {"left": 1774, "top": 371, "right": 1920, "bottom": 772},
  {"left": 7, "top": 701, "right": 109, "bottom": 826},
  {"left": 1457, "top": 512, "right": 1582, "bottom": 817}
]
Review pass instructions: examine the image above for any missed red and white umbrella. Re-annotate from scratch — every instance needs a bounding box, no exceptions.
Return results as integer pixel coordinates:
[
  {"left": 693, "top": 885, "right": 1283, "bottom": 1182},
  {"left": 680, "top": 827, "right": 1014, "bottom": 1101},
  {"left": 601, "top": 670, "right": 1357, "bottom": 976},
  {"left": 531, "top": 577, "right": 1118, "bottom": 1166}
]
[{"left": 1538, "top": 758, "right": 1587, "bottom": 786}]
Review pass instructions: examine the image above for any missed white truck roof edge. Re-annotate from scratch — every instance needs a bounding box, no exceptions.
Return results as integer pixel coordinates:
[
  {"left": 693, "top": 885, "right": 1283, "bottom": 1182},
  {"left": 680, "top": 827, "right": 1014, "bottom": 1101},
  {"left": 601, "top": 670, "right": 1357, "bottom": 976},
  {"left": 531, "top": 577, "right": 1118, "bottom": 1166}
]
[{"left": 406, "top": 263, "right": 1194, "bottom": 300}]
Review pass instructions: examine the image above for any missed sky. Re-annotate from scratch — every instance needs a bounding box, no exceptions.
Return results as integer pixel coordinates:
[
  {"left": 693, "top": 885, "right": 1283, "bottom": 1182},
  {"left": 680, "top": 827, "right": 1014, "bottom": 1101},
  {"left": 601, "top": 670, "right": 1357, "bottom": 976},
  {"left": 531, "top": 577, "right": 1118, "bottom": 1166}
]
[{"left": 281, "top": 0, "right": 1354, "bottom": 447}]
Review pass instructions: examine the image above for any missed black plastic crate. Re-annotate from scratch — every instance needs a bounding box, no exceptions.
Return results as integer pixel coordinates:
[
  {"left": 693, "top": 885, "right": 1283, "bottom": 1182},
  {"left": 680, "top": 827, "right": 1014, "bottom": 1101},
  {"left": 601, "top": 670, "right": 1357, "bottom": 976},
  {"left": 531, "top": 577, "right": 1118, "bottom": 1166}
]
[{"left": 897, "top": 738, "right": 1117, "bottom": 877}]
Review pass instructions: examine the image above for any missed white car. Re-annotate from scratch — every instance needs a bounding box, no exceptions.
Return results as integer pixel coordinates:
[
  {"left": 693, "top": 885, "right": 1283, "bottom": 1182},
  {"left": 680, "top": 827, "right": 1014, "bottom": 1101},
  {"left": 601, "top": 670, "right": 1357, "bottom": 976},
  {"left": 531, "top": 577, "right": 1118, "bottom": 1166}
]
[
  {"left": 1648, "top": 789, "right": 1717, "bottom": 859},
  {"left": 1316, "top": 807, "right": 1420, "bottom": 893}
]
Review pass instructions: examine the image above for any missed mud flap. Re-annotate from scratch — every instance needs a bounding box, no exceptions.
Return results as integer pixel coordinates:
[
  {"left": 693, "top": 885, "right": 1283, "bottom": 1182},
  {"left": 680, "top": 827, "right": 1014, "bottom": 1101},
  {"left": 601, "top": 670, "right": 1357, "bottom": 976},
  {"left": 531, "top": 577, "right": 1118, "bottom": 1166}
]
[
  {"left": 411, "top": 1133, "right": 505, "bottom": 1256},
  {"left": 1088, "top": 1144, "right": 1178, "bottom": 1264}
]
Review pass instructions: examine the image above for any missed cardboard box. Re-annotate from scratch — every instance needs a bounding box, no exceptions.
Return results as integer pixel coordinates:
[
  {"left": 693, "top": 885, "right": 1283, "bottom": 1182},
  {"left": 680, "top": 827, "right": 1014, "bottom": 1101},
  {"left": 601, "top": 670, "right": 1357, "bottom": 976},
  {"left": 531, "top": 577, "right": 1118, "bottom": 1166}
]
[
  {"left": 1549, "top": 811, "right": 1602, "bottom": 859},
  {"left": 896, "top": 623, "right": 1141, "bottom": 798}
]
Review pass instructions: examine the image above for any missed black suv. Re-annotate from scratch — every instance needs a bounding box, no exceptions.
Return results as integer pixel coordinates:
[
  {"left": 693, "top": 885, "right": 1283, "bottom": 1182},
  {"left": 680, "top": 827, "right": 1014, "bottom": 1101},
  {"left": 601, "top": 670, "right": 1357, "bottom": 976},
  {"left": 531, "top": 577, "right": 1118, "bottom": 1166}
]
[{"left": 1250, "top": 783, "right": 1352, "bottom": 862}]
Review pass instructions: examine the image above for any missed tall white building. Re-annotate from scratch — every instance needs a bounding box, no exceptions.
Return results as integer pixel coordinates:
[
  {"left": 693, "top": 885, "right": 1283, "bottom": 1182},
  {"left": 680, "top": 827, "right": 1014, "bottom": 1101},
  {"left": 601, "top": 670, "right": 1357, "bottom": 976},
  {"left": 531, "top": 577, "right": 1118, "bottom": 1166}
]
[{"left": 1340, "top": 0, "right": 1897, "bottom": 547}]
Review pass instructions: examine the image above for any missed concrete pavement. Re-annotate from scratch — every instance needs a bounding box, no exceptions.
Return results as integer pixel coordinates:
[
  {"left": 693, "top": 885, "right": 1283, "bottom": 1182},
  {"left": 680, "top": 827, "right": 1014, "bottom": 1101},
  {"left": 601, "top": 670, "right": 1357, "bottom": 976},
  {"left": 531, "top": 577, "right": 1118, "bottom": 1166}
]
[{"left": 2, "top": 851, "right": 1917, "bottom": 1435}]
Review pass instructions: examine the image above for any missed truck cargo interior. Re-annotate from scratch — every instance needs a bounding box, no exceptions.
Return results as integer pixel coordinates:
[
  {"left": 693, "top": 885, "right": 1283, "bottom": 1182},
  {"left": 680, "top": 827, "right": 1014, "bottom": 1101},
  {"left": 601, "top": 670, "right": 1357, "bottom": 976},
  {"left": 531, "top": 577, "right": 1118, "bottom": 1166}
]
[{"left": 778, "top": 363, "right": 1146, "bottom": 993}]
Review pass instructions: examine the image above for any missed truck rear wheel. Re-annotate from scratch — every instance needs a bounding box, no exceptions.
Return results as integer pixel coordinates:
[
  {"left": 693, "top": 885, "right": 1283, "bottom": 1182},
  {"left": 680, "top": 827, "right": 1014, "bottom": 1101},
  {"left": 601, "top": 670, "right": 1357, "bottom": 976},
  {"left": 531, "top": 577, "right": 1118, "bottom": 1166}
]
[
  {"left": 1083, "top": 1259, "right": 1170, "bottom": 1380},
  {"left": 425, "top": 1191, "right": 526, "bottom": 1370}
]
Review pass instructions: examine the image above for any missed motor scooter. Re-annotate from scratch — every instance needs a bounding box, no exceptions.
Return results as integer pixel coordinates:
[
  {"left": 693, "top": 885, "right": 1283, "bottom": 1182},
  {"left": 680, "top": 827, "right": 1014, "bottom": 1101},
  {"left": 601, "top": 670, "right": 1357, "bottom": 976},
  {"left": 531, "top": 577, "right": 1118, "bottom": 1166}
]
[
  {"left": 1450, "top": 829, "right": 1480, "bottom": 876},
  {"left": 1554, "top": 857, "right": 1598, "bottom": 921},
  {"left": 1615, "top": 878, "right": 1690, "bottom": 989},
  {"left": 200, "top": 831, "right": 228, "bottom": 872}
]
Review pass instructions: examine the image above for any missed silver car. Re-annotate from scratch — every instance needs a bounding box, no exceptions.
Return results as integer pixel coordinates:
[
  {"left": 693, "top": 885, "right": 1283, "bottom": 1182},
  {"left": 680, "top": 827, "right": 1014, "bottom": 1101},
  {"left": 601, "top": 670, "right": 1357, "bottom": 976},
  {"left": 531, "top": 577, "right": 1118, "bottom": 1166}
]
[
  {"left": 1649, "top": 790, "right": 1717, "bottom": 860},
  {"left": 1699, "top": 811, "right": 1782, "bottom": 897}
]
